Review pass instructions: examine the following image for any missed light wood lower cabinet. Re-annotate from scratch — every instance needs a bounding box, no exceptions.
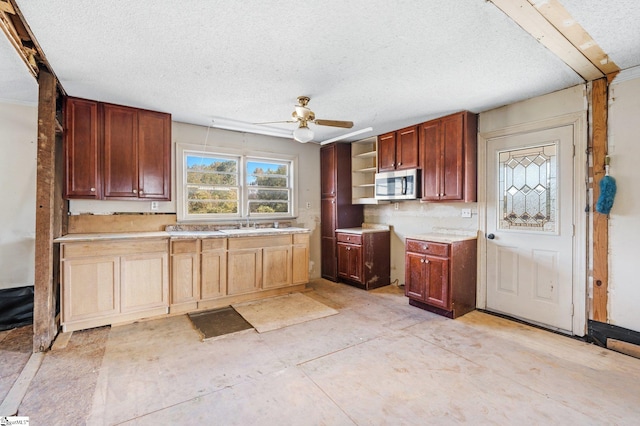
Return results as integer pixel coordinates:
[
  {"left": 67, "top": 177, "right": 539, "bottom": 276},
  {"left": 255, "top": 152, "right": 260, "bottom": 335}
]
[
  {"left": 200, "top": 239, "right": 227, "bottom": 300},
  {"left": 61, "top": 232, "right": 310, "bottom": 331},
  {"left": 61, "top": 239, "right": 169, "bottom": 332}
]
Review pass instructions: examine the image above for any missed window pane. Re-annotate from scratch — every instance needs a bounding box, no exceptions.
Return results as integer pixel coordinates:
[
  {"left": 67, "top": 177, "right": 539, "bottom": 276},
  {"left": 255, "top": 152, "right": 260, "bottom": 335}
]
[
  {"left": 247, "top": 161, "right": 288, "bottom": 188},
  {"left": 246, "top": 159, "right": 291, "bottom": 215},
  {"left": 187, "top": 155, "right": 238, "bottom": 185},
  {"left": 187, "top": 186, "right": 239, "bottom": 200},
  {"left": 248, "top": 200, "right": 290, "bottom": 214},
  {"left": 498, "top": 143, "right": 557, "bottom": 232},
  {"left": 188, "top": 200, "right": 238, "bottom": 214}
]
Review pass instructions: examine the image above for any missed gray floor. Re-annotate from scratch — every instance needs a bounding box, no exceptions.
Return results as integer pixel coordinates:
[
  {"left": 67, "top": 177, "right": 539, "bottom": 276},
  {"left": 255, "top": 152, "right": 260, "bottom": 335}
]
[{"left": 4, "top": 279, "right": 640, "bottom": 425}]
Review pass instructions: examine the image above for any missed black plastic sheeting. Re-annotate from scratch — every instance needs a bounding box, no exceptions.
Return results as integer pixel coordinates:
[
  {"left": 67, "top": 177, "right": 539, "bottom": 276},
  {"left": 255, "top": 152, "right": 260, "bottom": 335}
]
[{"left": 0, "top": 286, "right": 34, "bottom": 331}]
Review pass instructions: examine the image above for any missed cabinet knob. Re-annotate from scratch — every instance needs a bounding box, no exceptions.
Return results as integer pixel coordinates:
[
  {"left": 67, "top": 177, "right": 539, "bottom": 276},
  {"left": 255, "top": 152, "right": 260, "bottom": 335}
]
[
  {"left": 487, "top": 233, "right": 496, "bottom": 240},
  {"left": 422, "top": 245, "right": 428, "bottom": 250},
  {"left": 398, "top": 162, "right": 402, "bottom": 166},
  {"left": 90, "top": 187, "right": 95, "bottom": 192},
  {"left": 132, "top": 189, "right": 138, "bottom": 194},
  {"left": 140, "top": 189, "right": 144, "bottom": 194},
  {"left": 347, "top": 247, "right": 351, "bottom": 251}
]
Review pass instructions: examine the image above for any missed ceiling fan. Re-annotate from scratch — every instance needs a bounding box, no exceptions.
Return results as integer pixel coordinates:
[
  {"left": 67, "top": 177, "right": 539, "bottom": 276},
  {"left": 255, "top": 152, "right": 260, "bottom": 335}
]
[{"left": 259, "top": 96, "right": 354, "bottom": 143}]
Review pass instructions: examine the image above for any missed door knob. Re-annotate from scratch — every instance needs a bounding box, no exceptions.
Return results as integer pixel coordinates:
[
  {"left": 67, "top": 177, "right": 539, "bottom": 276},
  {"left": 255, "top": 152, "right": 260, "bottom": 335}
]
[{"left": 487, "top": 233, "right": 495, "bottom": 240}]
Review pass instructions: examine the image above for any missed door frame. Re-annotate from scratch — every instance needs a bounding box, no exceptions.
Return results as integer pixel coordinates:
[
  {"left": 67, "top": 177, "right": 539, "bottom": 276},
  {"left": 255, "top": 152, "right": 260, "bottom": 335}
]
[{"left": 477, "top": 112, "right": 588, "bottom": 336}]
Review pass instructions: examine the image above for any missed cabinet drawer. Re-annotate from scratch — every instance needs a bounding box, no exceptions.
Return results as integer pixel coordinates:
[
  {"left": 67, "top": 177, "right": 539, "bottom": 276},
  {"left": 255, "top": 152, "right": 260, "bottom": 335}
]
[
  {"left": 171, "top": 239, "right": 198, "bottom": 254},
  {"left": 336, "top": 233, "right": 362, "bottom": 245},
  {"left": 201, "top": 238, "right": 227, "bottom": 251},
  {"left": 406, "top": 239, "right": 449, "bottom": 257},
  {"left": 293, "top": 233, "right": 309, "bottom": 245},
  {"left": 62, "top": 239, "right": 168, "bottom": 258},
  {"left": 228, "top": 235, "right": 291, "bottom": 250}
]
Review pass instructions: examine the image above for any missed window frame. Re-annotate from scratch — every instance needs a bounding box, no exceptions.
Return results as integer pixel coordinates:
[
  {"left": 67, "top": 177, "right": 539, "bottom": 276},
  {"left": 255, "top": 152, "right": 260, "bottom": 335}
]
[{"left": 176, "top": 143, "right": 298, "bottom": 222}]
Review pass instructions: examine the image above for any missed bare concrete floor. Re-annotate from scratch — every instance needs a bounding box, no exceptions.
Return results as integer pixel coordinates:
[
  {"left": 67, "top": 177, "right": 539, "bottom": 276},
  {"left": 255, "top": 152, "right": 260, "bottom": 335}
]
[{"left": 4, "top": 279, "right": 640, "bottom": 425}]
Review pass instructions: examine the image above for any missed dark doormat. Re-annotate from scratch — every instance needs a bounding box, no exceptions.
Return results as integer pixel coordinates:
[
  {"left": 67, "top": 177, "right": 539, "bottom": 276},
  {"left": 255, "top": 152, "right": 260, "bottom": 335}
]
[{"left": 188, "top": 307, "right": 254, "bottom": 341}]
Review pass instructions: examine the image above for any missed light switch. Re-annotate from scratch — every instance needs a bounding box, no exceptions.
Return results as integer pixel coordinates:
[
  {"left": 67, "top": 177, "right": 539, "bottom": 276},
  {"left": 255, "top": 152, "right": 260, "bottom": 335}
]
[{"left": 461, "top": 208, "right": 472, "bottom": 218}]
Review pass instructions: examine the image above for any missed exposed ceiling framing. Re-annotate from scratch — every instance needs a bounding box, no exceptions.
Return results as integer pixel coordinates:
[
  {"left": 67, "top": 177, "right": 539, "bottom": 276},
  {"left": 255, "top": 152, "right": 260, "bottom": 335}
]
[{"left": 490, "top": 0, "right": 620, "bottom": 81}]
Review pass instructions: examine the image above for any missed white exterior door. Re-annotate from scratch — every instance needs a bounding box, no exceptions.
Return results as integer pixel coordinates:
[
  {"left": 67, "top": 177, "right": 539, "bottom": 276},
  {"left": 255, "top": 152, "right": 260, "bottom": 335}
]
[{"left": 486, "top": 125, "right": 574, "bottom": 333}]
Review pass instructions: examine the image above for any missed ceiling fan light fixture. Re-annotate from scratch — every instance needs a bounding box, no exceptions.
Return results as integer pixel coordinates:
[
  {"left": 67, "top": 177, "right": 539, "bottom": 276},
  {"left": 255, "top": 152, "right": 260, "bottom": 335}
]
[{"left": 293, "top": 124, "right": 314, "bottom": 143}]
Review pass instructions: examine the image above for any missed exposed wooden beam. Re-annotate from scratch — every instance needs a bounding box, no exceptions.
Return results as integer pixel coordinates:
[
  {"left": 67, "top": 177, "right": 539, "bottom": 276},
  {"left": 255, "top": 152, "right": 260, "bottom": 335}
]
[
  {"left": 490, "top": 0, "right": 604, "bottom": 81},
  {"left": 591, "top": 78, "right": 608, "bottom": 323},
  {"left": 33, "top": 67, "right": 59, "bottom": 352},
  {"left": 0, "top": 0, "right": 65, "bottom": 94},
  {"left": 528, "top": 0, "right": 620, "bottom": 77}
]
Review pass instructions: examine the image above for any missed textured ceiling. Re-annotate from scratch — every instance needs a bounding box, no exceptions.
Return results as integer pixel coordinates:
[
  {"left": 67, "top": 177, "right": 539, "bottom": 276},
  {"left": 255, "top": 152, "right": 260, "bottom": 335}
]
[
  {"left": 5, "top": 1, "right": 640, "bottom": 142},
  {"left": 0, "top": 27, "right": 37, "bottom": 105}
]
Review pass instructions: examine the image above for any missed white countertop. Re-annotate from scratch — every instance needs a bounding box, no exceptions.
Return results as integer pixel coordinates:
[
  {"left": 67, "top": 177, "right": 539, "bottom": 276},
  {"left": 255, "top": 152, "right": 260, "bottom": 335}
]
[
  {"left": 405, "top": 233, "right": 478, "bottom": 244},
  {"left": 335, "top": 224, "right": 390, "bottom": 234},
  {"left": 55, "top": 227, "right": 310, "bottom": 242}
]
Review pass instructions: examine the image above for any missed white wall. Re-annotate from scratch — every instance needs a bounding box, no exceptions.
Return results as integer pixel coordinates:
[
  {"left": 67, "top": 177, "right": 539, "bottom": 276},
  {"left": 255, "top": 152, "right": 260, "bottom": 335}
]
[
  {"left": 0, "top": 101, "right": 37, "bottom": 290},
  {"left": 70, "top": 122, "right": 323, "bottom": 279},
  {"left": 607, "top": 72, "right": 640, "bottom": 332}
]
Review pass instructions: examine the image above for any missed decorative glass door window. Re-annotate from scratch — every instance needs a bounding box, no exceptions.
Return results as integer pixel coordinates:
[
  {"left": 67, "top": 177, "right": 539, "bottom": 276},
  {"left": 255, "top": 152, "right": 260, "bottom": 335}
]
[{"left": 498, "top": 143, "right": 557, "bottom": 233}]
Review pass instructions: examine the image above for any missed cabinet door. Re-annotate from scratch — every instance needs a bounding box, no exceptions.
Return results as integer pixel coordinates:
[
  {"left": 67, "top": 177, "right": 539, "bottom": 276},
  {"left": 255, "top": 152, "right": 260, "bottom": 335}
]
[
  {"left": 171, "top": 253, "right": 199, "bottom": 304},
  {"left": 201, "top": 249, "right": 227, "bottom": 299},
  {"left": 440, "top": 113, "right": 464, "bottom": 201},
  {"left": 321, "top": 236, "right": 337, "bottom": 281},
  {"left": 62, "top": 256, "right": 120, "bottom": 322},
  {"left": 64, "top": 97, "right": 100, "bottom": 199},
  {"left": 138, "top": 110, "right": 171, "bottom": 200},
  {"left": 103, "top": 104, "right": 138, "bottom": 199},
  {"left": 396, "top": 125, "right": 419, "bottom": 170},
  {"left": 337, "top": 243, "right": 362, "bottom": 283},
  {"left": 424, "top": 255, "right": 450, "bottom": 309},
  {"left": 420, "top": 120, "right": 441, "bottom": 201},
  {"left": 321, "top": 198, "right": 336, "bottom": 238},
  {"left": 378, "top": 132, "right": 396, "bottom": 171},
  {"left": 292, "top": 234, "right": 310, "bottom": 285},
  {"left": 405, "top": 251, "right": 426, "bottom": 301},
  {"left": 263, "top": 245, "right": 292, "bottom": 289},
  {"left": 120, "top": 251, "right": 169, "bottom": 312},
  {"left": 227, "top": 248, "right": 262, "bottom": 295},
  {"left": 321, "top": 144, "right": 336, "bottom": 197}
]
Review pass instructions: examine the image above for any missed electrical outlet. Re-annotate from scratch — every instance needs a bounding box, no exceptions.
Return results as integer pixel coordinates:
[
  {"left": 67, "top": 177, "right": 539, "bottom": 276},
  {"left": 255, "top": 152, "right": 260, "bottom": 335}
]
[
  {"left": 151, "top": 201, "right": 159, "bottom": 211},
  {"left": 461, "top": 208, "right": 472, "bottom": 218},
  {"left": 394, "top": 203, "right": 399, "bottom": 210},
  {"left": 306, "top": 202, "right": 311, "bottom": 209}
]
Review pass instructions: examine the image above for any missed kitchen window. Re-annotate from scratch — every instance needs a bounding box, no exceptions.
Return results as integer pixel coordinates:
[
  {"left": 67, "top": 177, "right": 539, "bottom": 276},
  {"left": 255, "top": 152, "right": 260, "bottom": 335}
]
[{"left": 177, "top": 144, "right": 297, "bottom": 222}]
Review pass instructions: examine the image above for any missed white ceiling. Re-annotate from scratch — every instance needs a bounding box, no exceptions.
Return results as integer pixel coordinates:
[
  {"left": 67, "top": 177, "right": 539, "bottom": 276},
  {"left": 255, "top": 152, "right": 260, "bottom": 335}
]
[{"left": 4, "top": 1, "right": 640, "bottom": 143}]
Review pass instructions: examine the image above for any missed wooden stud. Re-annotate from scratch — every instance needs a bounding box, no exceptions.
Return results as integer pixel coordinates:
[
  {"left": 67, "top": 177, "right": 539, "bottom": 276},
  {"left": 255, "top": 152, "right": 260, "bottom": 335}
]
[
  {"left": 33, "top": 67, "right": 59, "bottom": 352},
  {"left": 591, "top": 78, "right": 608, "bottom": 323}
]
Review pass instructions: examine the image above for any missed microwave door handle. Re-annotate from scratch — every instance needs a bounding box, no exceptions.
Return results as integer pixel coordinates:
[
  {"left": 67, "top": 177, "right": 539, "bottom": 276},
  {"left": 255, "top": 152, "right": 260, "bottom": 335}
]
[{"left": 401, "top": 176, "right": 407, "bottom": 195}]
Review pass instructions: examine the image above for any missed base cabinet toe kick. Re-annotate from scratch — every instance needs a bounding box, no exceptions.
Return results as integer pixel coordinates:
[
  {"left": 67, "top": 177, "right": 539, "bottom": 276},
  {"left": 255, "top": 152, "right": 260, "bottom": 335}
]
[{"left": 58, "top": 231, "right": 310, "bottom": 332}]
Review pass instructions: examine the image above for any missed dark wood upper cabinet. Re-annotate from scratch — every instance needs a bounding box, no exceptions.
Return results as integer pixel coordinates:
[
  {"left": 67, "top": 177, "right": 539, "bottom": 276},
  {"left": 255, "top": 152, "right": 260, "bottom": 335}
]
[
  {"left": 64, "top": 96, "right": 171, "bottom": 201},
  {"left": 64, "top": 97, "right": 100, "bottom": 199},
  {"left": 420, "top": 111, "right": 477, "bottom": 202},
  {"left": 378, "top": 125, "right": 419, "bottom": 172},
  {"left": 103, "top": 103, "right": 138, "bottom": 199}
]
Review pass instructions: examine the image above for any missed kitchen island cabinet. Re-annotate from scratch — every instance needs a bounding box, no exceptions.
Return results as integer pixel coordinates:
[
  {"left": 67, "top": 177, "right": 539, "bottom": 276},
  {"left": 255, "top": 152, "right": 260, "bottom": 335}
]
[{"left": 405, "top": 234, "right": 477, "bottom": 318}]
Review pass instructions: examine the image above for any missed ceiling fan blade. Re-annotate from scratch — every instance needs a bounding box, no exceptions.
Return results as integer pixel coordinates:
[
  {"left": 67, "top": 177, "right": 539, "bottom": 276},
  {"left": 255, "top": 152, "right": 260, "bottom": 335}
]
[{"left": 314, "top": 119, "right": 354, "bottom": 128}]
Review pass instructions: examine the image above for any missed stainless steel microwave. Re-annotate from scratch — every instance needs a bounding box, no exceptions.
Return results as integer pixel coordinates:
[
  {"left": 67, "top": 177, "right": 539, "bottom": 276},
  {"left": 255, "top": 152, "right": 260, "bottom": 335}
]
[{"left": 374, "top": 169, "right": 420, "bottom": 200}]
